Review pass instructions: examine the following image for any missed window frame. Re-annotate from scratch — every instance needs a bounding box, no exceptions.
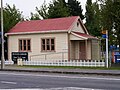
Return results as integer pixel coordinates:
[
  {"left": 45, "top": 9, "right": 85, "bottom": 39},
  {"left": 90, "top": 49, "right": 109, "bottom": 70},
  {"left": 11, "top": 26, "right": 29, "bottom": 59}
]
[
  {"left": 18, "top": 39, "right": 31, "bottom": 52},
  {"left": 41, "top": 38, "right": 55, "bottom": 52}
]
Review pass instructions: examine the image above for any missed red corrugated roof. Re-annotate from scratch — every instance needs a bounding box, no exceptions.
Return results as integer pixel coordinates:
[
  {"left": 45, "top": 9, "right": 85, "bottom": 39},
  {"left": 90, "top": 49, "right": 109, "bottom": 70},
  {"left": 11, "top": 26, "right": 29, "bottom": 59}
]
[
  {"left": 8, "top": 16, "right": 79, "bottom": 33},
  {"left": 73, "top": 32, "right": 97, "bottom": 39}
]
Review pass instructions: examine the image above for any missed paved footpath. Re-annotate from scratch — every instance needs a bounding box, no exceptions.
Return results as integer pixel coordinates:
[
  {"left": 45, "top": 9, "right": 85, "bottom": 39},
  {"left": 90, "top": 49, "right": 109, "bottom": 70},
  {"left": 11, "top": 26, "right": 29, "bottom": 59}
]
[{"left": 1, "top": 65, "right": 120, "bottom": 76}]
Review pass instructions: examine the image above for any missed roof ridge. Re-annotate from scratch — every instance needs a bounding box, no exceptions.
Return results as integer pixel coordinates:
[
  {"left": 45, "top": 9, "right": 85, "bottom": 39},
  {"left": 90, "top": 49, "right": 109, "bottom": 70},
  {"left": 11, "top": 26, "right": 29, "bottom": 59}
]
[{"left": 23, "top": 16, "right": 79, "bottom": 22}]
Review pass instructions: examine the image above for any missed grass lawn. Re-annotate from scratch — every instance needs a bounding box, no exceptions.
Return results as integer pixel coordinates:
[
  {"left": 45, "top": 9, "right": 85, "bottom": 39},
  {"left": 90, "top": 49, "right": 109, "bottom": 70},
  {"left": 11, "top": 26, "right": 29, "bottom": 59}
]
[{"left": 19, "top": 65, "right": 120, "bottom": 70}]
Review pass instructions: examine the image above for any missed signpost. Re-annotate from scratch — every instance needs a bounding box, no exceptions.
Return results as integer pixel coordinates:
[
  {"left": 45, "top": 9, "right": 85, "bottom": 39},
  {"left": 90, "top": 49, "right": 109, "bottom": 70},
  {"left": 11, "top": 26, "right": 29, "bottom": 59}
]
[
  {"left": 106, "top": 30, "right": 108, "bottom": 68},
  {"left": 102, "top": 30, "right": 109, "bottom": 68}
]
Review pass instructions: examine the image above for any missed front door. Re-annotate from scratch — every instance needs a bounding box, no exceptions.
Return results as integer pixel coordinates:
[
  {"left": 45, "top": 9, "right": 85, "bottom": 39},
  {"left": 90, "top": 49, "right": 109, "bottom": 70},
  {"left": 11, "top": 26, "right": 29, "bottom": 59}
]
[{"left": 79, "top": 41, "right": 86, "bottom": 60}]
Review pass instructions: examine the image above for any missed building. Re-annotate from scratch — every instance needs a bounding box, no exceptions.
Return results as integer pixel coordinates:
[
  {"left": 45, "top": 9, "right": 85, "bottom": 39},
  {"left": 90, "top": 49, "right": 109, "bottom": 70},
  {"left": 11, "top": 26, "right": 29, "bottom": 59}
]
[{"left": 5, "top": 16, "right": 100, "bottom": 62}]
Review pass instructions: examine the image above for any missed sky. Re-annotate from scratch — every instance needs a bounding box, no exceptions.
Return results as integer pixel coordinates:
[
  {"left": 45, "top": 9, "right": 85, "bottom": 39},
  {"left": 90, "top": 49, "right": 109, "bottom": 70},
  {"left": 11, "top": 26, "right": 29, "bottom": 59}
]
[{"left": 2, "top": 0, "right": 95, "bottom": 18}]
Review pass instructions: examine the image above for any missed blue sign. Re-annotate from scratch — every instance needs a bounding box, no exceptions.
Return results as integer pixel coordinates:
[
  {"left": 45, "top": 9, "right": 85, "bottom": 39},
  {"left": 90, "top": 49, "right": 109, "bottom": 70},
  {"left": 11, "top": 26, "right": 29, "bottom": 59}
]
[
  {"left": 102, "top": 34, "right": 106, "bottom": 38},
  {"left": 110, "top": 45, "right": 116, "bottom": 50}
]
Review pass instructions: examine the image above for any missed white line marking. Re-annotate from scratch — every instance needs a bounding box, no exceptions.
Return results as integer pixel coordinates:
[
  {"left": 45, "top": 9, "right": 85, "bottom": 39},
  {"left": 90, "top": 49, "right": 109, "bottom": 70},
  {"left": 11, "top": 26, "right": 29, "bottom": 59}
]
[
  {"left": 0, "top": 87, "right": 103, "bottom": 90},
  {"left": 1, "top": 81, "right": 17, "bottom": 85},
  {"left": 0, "top": 72, "right": 120, "bottom": 81},
  {"left": 46, "top": 87, "right": 102, "bottom": 90}
]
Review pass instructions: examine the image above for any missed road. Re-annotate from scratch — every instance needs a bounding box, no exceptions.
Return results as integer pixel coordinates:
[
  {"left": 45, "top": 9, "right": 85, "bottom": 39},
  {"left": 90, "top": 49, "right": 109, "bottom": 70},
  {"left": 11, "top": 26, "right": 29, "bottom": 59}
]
[{"left": 0, "top": 71, "right": 120, "bottom": 90}]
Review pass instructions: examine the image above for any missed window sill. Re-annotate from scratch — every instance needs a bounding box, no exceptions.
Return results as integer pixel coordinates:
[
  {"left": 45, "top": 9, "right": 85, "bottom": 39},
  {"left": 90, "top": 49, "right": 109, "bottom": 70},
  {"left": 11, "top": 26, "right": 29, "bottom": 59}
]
[{"left": 19, "top": 50, "right": 32, "bottom": 52}]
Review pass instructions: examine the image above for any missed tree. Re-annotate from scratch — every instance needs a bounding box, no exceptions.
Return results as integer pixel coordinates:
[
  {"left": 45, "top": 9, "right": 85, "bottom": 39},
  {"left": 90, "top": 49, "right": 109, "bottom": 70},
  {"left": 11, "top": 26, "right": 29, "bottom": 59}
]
[
  {"left": 32, "top": 0, "right": 69, "bottom": 19},
  {"left": 68, "top": 0, "right": 84, "bottom": 20},
  {"left": 35, "top": 0, "right": 49, "bottom": 19},
  {"left": 100, "top": 0, "right": 120, "bottom": 48},
  {"left": 29, "top": 12, "right": 41, "bottom": 20},
  {"left": 47, "top": 0, "right": 70, "bottom": 18},
  {"left": 85, "top": 0, "right": 95, "bottom": 35},
  {"left": 112, "top": 0, "right": 120, "bottom": 51},
  {"left": 33, "top": 0, "right": 84, "bottom": 20},
  {"left": 100, "top": 0, "right": 114, "bottom": 43},
  {"left": 85, "top": 0, "right": 102, "bottom": 37},
  {"left": 92, "top": 1, "right": 101, "bottom": 36},
  {"left": 29, "top": 1, "right": 49, "bottom": 20},
  {"left": 0, "top": 4, "right": 23, "bottom": 33}
]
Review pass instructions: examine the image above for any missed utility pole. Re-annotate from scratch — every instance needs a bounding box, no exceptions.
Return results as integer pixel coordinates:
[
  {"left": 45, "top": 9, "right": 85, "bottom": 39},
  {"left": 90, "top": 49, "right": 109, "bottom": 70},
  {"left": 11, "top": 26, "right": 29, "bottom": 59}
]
[
  {"left": 1, "top": 0, "right": 5, "bottom": 69},
  {"left": 106, "top": 30, "right": 108, "bottom": 68}
]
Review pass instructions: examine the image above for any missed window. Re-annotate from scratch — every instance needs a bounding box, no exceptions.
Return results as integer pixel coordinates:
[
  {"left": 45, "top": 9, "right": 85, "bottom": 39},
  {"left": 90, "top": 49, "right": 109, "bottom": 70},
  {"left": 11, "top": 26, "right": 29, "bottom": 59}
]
[
  {"left": 19, "top": 39, "right": 31, "bottom": 51},
  {"left": 77, "top": 22, "right": 79, "bottom": 27},
  {"left": 41, "top": 38, "right": 55, "bottom": 52}
]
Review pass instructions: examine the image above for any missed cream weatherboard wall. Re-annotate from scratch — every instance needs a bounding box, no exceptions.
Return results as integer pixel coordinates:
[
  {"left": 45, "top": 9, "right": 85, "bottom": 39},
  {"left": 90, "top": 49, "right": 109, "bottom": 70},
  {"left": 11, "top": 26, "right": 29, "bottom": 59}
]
[
  {"left": 8, "top": 32, "right": 68, "bottom": 61},
  {"left": 70, "top": 19, "right": 87, "bottom": 34},
  {"left": 86, "top": 40, "right": 92, "bottom": 60},
  {"left": 91, "top": 40, "right": 101, "bottom": 60}
]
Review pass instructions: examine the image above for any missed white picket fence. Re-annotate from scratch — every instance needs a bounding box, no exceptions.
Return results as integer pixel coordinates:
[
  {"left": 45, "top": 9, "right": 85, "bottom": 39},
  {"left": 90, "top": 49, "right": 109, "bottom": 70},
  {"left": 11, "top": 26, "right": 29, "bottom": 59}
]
[
  {"left": 21, "top": 60, "right": 105, "bottom": 67},
  {"left": 0, "top": 60, "right": 14, "bottom": 65}
]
